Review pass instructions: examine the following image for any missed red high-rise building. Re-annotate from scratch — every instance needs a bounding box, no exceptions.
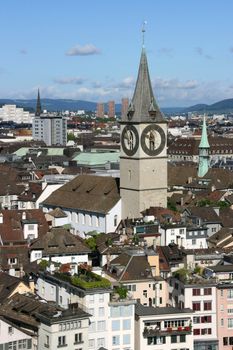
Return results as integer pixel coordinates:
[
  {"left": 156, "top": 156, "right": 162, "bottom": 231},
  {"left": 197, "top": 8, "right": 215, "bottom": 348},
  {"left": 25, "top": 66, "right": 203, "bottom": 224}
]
[
  {"left": 96, "top": 103, "right": 104, "bottom": 118},
  {"left": 121, "top": 98, "right": 129, "bottom": 117},
  {"left": 108, "top": 100, "right": 115, "bottom": 118}
]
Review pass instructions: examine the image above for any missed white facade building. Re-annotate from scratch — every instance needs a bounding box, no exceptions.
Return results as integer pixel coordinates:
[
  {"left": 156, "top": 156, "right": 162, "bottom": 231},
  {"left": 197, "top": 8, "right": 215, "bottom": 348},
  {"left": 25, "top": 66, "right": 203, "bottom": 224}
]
[
  {"left": 160, "top": 224, "right": 187, "bottom": 247},
  {"left": 0, "top": 104, "right": 32, "bottom": 124}
]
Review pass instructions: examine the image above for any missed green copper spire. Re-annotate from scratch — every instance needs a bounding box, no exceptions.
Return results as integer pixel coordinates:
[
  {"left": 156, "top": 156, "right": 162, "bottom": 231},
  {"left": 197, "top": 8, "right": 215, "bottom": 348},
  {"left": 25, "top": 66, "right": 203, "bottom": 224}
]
[
  {"left": 198, "top": 115, "right": 210, "bottom": 177},
  {"left": 199, "top": 115, "right": 210, "bottom": 148}
]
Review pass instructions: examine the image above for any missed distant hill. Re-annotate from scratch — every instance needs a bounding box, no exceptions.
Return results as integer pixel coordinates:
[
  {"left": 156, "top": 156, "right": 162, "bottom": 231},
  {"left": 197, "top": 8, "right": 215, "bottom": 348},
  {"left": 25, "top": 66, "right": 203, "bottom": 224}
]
[
  {"left": 0, "top": 99, "right": 122, "bottom": 113},
  {"left": 183, "top": 99, "right": 233, "bottom": 113},
  {"left": 0, "top": 97, "right": 233, "bottom": 114}
]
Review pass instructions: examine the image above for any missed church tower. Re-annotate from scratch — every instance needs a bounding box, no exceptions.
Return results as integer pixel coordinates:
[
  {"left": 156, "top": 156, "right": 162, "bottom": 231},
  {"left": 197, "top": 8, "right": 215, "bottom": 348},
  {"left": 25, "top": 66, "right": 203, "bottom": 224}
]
[
  {"left": 120, "top": 46, "right": 167, "bottom": 219},
  {"left": 35, "top": 89, "right": 42, "bottom": 116},
  {"left": 198, "top": 115, "right": 210, "bottom": 177}
]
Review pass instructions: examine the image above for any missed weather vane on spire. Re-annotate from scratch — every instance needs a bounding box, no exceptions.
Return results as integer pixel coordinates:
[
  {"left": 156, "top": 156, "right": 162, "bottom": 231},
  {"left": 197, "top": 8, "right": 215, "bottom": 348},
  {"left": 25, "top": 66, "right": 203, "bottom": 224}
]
[{"left": 142, "top": 20, "right": 147, "bottom": 48}]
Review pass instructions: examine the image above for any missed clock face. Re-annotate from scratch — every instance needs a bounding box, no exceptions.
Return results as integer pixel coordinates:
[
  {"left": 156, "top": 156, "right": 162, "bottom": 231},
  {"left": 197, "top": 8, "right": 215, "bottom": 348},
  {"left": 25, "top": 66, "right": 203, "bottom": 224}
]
[
  {"left": 141, "top": 124, "right": 166, "bottom": 156},
  {"left": 121, "top": 125, "right": 139, "bottom": 156}
]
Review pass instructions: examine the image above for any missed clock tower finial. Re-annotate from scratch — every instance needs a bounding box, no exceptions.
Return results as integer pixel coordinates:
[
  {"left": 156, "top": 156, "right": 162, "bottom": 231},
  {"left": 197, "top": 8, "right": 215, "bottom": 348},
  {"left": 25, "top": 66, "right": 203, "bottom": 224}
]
[{"left": 142, "top": 20, "right": 147, "bottom": 48}]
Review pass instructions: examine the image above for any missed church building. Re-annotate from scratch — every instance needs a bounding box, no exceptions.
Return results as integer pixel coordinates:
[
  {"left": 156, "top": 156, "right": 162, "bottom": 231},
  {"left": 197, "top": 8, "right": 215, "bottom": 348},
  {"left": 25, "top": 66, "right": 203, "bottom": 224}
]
[{"left": 120, "top": 46, "right": 167, "bottom": 219}]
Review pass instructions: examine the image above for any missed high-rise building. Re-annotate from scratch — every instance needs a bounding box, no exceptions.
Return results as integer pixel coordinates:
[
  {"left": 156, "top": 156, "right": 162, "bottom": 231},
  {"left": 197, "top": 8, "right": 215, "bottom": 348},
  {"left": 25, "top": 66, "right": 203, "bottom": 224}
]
[
  {"left": 108, "top": 100, "right": 115, "bottom": 118},
  {"left": 0, "top": 105, "right": 31, "bottom": 124},
  {"left": 96, "top": 103, "right": 104, "bottom": 118},
  {"left": 32, "top": 114, "right": 67, "bottom": 146},
  {"left": 120, "top": 47, "right": 167, "bottom": 219},
  {"left": 121, "top": 98, "right": 129, "bottom": 118}
]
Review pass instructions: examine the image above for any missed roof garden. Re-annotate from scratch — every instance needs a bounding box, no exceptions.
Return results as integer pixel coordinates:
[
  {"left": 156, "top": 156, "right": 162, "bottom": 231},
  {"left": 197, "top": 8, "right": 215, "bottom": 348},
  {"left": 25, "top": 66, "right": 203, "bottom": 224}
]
[{"left": 53, "top": 267, "right": 111, "bottom": 290}]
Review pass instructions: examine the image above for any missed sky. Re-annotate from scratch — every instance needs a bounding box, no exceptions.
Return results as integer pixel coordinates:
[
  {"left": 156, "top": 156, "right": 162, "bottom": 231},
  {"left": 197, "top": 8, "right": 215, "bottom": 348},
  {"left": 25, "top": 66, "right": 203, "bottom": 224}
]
[{"left": 0, "top": 0, "right": 233, "bottom": 107}]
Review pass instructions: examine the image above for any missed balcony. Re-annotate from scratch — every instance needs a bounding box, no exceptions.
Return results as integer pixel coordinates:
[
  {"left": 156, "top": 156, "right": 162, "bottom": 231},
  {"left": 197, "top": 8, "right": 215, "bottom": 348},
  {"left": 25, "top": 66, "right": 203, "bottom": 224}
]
[{"left": 143, "top": 325, "right": 192, "bottom": 337}]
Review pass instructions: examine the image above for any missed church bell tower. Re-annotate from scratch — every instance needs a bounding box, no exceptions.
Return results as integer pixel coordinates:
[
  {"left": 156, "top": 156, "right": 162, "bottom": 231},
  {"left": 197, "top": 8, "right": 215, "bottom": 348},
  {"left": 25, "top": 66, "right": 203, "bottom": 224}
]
[{"left": 120, "top": 43, "right": 167, "bottom": 219}]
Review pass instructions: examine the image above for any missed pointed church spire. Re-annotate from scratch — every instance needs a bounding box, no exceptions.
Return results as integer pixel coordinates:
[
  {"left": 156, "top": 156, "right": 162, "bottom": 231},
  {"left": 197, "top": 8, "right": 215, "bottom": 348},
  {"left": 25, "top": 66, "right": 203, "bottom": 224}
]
[
  {"left": 123, "top": 46, "right": 164, "bottom": 123},
  {"left": 198, "top": 115, "right": 210, "bottom": 177},
  {"left": 199, "top": 114, "right": 210, "bottom": 148},
  {"left": 35, "top": 89, "right": 42, "bottom": 116}
]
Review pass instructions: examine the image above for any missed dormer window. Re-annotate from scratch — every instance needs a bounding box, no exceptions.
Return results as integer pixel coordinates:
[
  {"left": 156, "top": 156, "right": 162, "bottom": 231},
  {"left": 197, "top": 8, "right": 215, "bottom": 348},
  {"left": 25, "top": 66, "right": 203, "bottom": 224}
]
[
  {"left": 127, "top": 102, "right": 135, "bottom": 119},
  {"left": 8, "top": 257, "right": 17, "bottom": 265}
]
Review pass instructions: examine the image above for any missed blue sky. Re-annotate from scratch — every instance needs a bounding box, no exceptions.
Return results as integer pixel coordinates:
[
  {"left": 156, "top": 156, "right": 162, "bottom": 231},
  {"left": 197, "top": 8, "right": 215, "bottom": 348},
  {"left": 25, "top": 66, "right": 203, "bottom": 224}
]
[{"left": 0, "top": 0, "right": 233, "bottom": 107}]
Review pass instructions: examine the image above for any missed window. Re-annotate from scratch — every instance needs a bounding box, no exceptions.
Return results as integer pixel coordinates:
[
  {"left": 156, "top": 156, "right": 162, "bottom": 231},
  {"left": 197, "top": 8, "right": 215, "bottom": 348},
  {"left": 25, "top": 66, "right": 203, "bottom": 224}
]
[
  {"left": 221, "top": 318, "right": 224, "bottom": 326},
  {"left": 114, "top": 215, "right": 118, "bottom": 227},
  {"left": 28, "top": 224, "right": 34, "bottom": 230},
  {"left": 74, "top": 333, "right": 82, "bottom": 344},
  {"left": 112, "top": 320, "right": 120, "bottom": 331},
  {"left": 112, "top": 336, "right": 120, "bottom": 346},
  {"left": 99, "top": 294, "right": 104, "bottom": 302},
  {"left": 58, "top": 336, "right": 66, "bottom": 347},
  {"left": 223, "top": 337, "right": 228, "bottom": 346},
  {"left": 221, "top": 289, "right": 224, "bottom": 297},
  {"left": 221, "top": 304, "right": 224, "bottom": 311},
  {"left": 8, "top": 326, "right": 13, "bottom": 335},
  {"left": 193, "top": 317, "right": 200, "bottom": 324},
  {"left": 192, "top": 239, "right": 196, "bottom": 245},
  {"left": 204, "top": 301, "right": 212, "bottom": 311},
  {"left": 97, "top": 320, "right": 105, "bottom": 331},
  {"left": 228, "top": 289, "right": 233, "bottom": 299},
  {"left": 180, "top": 334, "right": 186, "bottom": 342},
  {"left": 160, "top": 297, "right": 163, "bottom": 304},
  {"left": 96, "top": 215, "right": 100, "bottom": 227},
  {"left": 192, "top": 288, "right": 201, "bottom": 296},
  {"left": 88, "top": 339, "right": 95, "bottom": 348},
  {"left": 230, "top": 337, "right": 233, "bottom": 345},
  {"left": 228, "top": 318, "right": 233, "bottom": 328},
  {"left": 201, "top": 328, "right": 211, "bottom": 335},
  {"left": 45, "top": 335, "right": 49, "bottom": 348},
  {"left": 99, "top": 307, "right": 105, "bottom": 317},
  {"left": 143, "top": 290, "right": 147, "bottom": 298},
  {"left": 204, "top": 288, "right": 212, "bottom": 295},
  {"left": 123, "top": 319, "right": 131, "bottom": 330},
  {"left": 194, "top": 329, "right": 200, "bottom": 335},
  {"left": 192, "top": 302, "right": 201, "bottom": 311},
  {"left": 171, "top": 335, "right": 177, "bottom": 343},
  {"left": 228, "top": 308, "right": 233, "bottom": 314},
  {"left": 8, "top": 258, "right": 17, "bottom": 265},
  {"left": 201, "top": 316, "right": 212, "bottom": 323},
  {"left": 171, "top": 229, "right": 175, "bottom": 235},
  {"left": 89, "top": 321, "right": 95, "bottom": 332},
  {"left": 123, "top": 334, "right": 130, "bottom": 345},
  {"left": 97, "top": 338, "right": 105, "bottom": 348}
]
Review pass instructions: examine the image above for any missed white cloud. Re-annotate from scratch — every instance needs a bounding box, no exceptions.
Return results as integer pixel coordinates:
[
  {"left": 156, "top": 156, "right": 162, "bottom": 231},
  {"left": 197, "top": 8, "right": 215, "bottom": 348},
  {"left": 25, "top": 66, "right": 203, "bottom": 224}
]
[
  {"left": 66, "top": 44, "right": 101, "bottom": 56},
  {"left": 53, "top": 77, "right": 85, "bottom": 85}
]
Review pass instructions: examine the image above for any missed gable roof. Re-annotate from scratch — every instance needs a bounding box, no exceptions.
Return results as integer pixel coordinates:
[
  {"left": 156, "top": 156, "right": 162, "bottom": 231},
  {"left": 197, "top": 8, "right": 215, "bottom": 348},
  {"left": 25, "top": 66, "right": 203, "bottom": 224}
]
[
  {"left": 107, "top": 252, "right": 154, "bottom": 282},
  {"left": 30, "top": 228, "right": 91, "bottom": 255},
  {"left": 0, "top": 272, "right": 30, "bottom": 303},
  {"left": 183, "top": 206, "right": 221, "bottom": 223},
  {"left": 0, "top": 209, "right": 48, "bottom": 244},
  {"left": 43, "top": 175, "right": 120, "bottom": 214}
]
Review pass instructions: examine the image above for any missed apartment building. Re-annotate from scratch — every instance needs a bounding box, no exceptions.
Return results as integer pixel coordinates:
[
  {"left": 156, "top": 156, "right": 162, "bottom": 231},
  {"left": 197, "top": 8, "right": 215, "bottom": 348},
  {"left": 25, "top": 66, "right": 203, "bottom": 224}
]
[
  {"left": 169, "top": 276, "right": 218, "bottom": 350},
  {"left": 135, "top": 303, "right": 194, "bottom": 350},
  {"left": 32, "top": 114, "right": 67, "bottom": 146}
]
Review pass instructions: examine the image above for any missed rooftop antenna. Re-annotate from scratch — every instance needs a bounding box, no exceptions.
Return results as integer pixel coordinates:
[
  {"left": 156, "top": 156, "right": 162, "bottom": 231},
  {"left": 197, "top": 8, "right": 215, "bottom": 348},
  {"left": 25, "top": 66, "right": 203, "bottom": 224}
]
[{"left": 142, "top": 20, "right": 147, "bottom": 48}]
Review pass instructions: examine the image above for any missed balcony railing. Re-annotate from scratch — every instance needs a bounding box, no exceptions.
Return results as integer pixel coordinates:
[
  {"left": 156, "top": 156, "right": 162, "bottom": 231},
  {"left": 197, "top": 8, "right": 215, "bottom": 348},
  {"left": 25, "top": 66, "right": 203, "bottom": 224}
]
[{"left": 143, "top": 325, "right": 192, "bottom": 337}]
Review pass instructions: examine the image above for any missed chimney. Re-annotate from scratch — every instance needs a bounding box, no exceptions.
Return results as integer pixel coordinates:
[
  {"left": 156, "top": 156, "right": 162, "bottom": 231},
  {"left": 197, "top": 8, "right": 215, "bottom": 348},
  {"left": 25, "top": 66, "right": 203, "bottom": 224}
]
[
  {"left": 29, "top": 276, "right": 35, "bottom": 294},
  {"left": 0, "top": 213, "right": 3, "bottom": 224},
  {"left": 22, "top": 211, "right": 26, "bottom": 220}
]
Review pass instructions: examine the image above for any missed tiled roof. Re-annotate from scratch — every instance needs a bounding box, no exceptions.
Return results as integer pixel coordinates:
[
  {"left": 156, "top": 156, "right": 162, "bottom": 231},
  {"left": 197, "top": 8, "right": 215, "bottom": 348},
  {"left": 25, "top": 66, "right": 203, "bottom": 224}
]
[
  {"left": 30, "top": 228, "right": 91, "bottom": 255},
  {"left": 0, "top": 272, "right": 29, "bottom": 303},
  {"left": 43, "top": 175, "right": 120, "bottom": 214},
  {"left": 0, "top": 209, "right": 48, "bottom": 244}
]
